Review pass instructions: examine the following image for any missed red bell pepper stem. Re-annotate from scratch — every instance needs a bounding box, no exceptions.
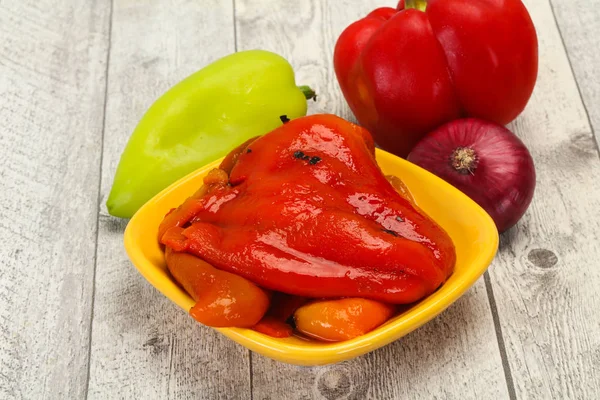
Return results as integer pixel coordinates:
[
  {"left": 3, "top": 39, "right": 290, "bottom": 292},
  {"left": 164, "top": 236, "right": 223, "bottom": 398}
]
[{"left": 405, "top": 0, "right": 427, "bottom": 11}]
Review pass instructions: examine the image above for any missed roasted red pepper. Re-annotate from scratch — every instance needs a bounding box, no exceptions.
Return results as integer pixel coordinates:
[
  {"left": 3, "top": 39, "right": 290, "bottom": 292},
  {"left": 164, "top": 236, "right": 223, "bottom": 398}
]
[
  {"left": 294, "top": 298, "right": 396, "bottom": 342},
  {"left": 252, "top": 316, "right": 294, "bottom": 338},
  {"left": 164, "top": 246, "right": 270, "bottom": 327},
  {"left": 159, "top": 114, "right": 455, "bottom": 305},
  {"left": 334, "top": 0, "right": 538, "bottom": 157},
  {"left": 251, "top": 293, "right": 308, "bottom": 338}
]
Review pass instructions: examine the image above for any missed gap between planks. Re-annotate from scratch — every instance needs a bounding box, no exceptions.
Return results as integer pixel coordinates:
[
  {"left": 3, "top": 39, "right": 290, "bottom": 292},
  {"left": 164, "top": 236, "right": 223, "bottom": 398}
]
[
  {"left": 83, "top": 0, "right": 115, "bottom": 398},
  {"left": 484, "top": 272, "right": 517, "bottom": 400}
]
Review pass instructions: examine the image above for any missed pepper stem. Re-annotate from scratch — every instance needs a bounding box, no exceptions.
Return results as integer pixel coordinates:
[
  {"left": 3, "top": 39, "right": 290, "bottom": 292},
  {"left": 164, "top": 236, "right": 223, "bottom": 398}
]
[
  {"left": 405, "top": 0, "right": 427, "bottom": 11},
  {"left": 298, "top": 85, "right": 317, "bottom": 101}
]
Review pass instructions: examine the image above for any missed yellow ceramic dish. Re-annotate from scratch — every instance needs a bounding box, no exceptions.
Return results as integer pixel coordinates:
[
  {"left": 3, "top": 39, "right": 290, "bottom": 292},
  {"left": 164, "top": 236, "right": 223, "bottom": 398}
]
[{"left": 124, "top": 148, "right": 499, "bottom": 366}]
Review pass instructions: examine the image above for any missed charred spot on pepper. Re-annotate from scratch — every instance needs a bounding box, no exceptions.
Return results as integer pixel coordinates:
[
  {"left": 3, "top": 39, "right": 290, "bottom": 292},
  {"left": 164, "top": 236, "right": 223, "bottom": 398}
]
[
  {"left": 280, "top": 115, "right": 290, "bottom": 124},
  {"left": 382, "top": 229, "right": 399, "bottom": 237},
  {"left": 246, "top": 148, "right": 252, "bottom": 153},
  {"left": 293, "top": 151, "right": 321, "bottom": 165},
  {"left": 297, "top": 153, "right": 310, "bottom": 161},
  {"left": 287, "top": 315, "right": 297, "bottom": 328}
]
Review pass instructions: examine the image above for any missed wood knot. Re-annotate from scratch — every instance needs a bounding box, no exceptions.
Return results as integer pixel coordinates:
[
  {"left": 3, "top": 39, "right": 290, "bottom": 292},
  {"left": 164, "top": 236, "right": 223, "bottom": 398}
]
[
  {"left": 569, "top": 132, "right": 597, "bottom": 158},
  {"left": 316, "top": 368, "right": 351, "bottom": 399},
  {"left": 142, "top": 335, "right": 168, "bottom": 355},
  {"left": 527, "top": 248, "right": 558, "bottom": 268}
]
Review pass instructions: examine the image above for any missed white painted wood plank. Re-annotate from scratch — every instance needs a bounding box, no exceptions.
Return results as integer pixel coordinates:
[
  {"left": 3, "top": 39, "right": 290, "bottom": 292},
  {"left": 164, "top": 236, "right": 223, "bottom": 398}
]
[
  {"left": 0, "top": 1, "right": 110, "bottom": 399},
  {"left": 87, "top": 1, "right": 251, "bottom": 399},
  {"left": 235, "top": 1, "right": 509, "bottom": 398},
  {"left": 489, "top": 0, "right": 600, "bottom": 398},
  {"left": 551, "top": 0, "right": 600, "bottom": 144}
]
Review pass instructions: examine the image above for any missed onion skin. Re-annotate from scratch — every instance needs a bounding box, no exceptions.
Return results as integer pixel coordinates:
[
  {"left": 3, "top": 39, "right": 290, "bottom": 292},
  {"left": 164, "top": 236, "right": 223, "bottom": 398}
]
[{"left": 407, "top": 118, "right": 536, "bottom": 233}]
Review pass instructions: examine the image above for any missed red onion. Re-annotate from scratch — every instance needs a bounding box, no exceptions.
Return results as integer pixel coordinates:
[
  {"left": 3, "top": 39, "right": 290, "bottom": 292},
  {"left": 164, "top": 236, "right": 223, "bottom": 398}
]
[{"left": 407, "top": 118, "right": 536, "bottom": 233}]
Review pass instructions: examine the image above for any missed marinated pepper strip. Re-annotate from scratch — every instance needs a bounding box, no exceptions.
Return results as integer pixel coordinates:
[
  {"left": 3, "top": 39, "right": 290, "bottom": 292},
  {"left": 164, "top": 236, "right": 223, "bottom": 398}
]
[
  {"left": 266, "top": 292, "right": 308, "bottom": 321},
  {"left": 159, "top": 114, "right": 455, "bottom": 305},
  {"left": 158, "top": 168, "right": 230, "bottom": 241},
  {"left": 164, "top": 247, "right": 270, "bottom": 327},
  {"left": 251, "top": 293, "right": 308, "bottom": 338},
  {"left": 294, "top": 298, "right": 396, "bottom": 342},
  {"left": 252, "top": 316, "right": 294, "bottom": 338}
]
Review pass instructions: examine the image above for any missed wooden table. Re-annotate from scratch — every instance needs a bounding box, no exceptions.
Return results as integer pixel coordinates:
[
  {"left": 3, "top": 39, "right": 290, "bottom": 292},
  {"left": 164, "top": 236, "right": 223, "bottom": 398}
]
[{"left": 2, "top": 0, "right": 599, "bottom": 398}]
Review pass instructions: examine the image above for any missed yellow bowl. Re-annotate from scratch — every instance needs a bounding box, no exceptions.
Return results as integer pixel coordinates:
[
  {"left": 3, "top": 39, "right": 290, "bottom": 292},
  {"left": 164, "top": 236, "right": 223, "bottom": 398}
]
[{"left": 124, "top": 148, "right": 498, "bottom": 366}]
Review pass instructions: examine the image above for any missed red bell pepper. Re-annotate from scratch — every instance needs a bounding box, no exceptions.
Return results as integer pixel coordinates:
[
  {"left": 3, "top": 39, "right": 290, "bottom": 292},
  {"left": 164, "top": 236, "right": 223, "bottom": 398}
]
[
  {"left": 159, "top": 114, "right": 455, "bottom": 305},
  {"left": 334, "top": 0, "right": 538, "bottom": 158}
]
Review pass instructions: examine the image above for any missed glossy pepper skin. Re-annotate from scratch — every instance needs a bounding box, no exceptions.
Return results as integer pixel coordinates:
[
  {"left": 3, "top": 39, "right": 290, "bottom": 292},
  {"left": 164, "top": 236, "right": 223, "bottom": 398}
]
[
  {"left": 164, "top": 246, "right": 270, "bottom": 328},
  {"left": 334, "top": 0, "right": 538, "bottom": 158},
  {"left": 107, "top": 50, "right": 315, "bottom": 218},
  {"left": 294, "top": 298, "right": 396, "bottom": 342},
  {"left": 159, "top": 114, "right": 455, "bottom": 304}
]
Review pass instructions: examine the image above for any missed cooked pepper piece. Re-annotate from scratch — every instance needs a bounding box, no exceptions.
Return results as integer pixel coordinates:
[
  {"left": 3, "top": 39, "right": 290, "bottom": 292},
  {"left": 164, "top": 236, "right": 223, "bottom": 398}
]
[
  {"left": 164, "top": 248, "right": 269, "bottom": 328},
  {"left": 161, "top": 226, "right": 188, "bottom": 252},
  {"left": 252, "top": 316, "right": 294, "bottom": 338},
  {"left": 220, "top": 137, "right": 258, "bottom": 175},
  {"left": 266, "top": 293, "right": 308, "bottom": 321},
  {"left": 158, "top": 168, "right": 230, "bottom": 241},
  {"left": 251, "top": 293, "right": 308, "bottom": 338},
  {"left": 160, "top": 114, "right": 455, "bottom": 305},
  {"left": 294, "top": 298, "right": 396, "bottom": 342}
]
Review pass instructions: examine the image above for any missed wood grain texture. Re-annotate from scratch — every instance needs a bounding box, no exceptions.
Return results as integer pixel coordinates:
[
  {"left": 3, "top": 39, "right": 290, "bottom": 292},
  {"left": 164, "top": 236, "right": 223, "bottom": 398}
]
[
  {"left": 235, "top": 1, "right": 509, "bottom": 398},
  {"left": 86, "top": 1, "right": 251, "bottom": 399},
  {"left": 489, "top": 0, "right": 600, "bottom": 398},
  {"left": 2, "top": 0, "right": 597, "bottom": 398},
  {"left": 0, "top": 0, "right": 110, "bottom": 399},
  {"left": 551, "top": 0, "right": 600, "bottom": 144}
]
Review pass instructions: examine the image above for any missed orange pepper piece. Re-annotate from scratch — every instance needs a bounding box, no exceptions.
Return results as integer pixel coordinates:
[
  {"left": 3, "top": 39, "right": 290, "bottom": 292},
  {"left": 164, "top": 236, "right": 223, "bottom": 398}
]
[
  {"left": 161, "top": 226, "right": 188, "bottom": 252},
  {"left": 165, "top": 248, "right": 269, "bottom": 328},
  {"left": 294, "top": 298, "right": 396, "bottom": 342}
]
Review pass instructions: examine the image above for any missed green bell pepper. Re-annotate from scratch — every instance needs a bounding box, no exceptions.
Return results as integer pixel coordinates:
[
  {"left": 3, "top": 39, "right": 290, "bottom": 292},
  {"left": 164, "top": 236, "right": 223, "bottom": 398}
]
[{"left": 106, "top": 49, "right": 315, "bottom": 218}]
